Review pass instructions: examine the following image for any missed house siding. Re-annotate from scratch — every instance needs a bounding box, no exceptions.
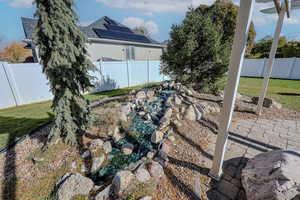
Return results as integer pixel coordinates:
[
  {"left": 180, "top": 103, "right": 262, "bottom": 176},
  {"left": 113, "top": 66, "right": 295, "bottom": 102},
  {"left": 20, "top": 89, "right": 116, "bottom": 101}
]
[
  {"left": 134, "top": 46, "right": 163, "bottom": 61},
  {"left": 86, "top": 42, "right": 163, "bottom": 61},
  {"left": 86, "top": 43, "right": 126, "bottom": 61}
]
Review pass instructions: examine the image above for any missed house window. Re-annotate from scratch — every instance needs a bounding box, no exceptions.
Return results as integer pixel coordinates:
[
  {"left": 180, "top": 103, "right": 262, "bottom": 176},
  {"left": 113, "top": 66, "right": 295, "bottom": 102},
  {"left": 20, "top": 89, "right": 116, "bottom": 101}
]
[{"left": 125, "top": 46, "right": 135, "bottom": 60}]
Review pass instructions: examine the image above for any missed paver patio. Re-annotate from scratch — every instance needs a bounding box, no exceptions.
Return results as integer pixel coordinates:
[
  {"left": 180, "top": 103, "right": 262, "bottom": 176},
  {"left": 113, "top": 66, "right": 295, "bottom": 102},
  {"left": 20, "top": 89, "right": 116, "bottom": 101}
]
[{"left": 206, "top": 118, "right": 300, "bottom": 200}]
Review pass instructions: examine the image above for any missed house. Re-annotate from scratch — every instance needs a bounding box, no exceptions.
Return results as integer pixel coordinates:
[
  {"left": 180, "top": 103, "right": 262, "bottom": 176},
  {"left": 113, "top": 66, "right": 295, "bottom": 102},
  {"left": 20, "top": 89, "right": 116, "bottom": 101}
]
[{"left": 21, "top": 16, "right": 166, "bottom": 62}]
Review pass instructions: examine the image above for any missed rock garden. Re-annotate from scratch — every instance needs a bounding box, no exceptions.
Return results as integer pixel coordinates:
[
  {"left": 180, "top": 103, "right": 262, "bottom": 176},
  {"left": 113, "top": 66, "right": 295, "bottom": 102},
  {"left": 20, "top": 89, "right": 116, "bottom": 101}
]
[{"left": 0, "top": 81, "right": 299, "bottom": 200}]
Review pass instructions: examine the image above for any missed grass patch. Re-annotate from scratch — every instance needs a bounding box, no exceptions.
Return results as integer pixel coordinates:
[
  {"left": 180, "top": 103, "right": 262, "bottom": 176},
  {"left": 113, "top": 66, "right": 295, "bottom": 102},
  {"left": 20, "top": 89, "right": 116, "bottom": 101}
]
[
  {"left": 238, "top": 77, "right": 300, "bottom": 111},
  {"left": 0, "top": 83, "right": 158, "bottom": 150}
]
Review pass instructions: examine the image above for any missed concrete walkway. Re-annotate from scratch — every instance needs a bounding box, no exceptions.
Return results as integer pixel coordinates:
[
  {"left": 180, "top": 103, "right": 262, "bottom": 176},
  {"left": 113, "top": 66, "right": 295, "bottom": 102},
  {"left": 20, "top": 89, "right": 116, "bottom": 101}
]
[{"left": 206, "top": 118, "right": 300, "bottom": 200}]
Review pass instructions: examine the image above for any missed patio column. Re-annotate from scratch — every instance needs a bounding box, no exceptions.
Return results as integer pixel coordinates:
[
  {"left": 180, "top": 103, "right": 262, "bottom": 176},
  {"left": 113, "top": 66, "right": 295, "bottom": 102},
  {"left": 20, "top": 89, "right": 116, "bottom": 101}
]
[
  {"left": 209, "top": 0, "right": 255, "bottom": 180},
  {"left": 256, "top": 4, "right": 286, "bottom": 115}
]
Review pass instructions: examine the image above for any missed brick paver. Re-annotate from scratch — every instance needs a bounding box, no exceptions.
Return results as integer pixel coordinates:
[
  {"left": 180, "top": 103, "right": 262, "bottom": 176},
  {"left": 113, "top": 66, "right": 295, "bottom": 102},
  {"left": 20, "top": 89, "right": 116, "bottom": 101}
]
[{"left": 208, "top": 118, "right": 300, "bottom": 200}]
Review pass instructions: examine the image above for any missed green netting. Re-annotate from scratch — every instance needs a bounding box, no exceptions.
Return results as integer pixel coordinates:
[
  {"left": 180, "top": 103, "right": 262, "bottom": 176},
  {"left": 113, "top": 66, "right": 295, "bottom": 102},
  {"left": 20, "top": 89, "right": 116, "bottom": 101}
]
[{"left": 96, "top": 90, "right": 175, "bottom": 180}]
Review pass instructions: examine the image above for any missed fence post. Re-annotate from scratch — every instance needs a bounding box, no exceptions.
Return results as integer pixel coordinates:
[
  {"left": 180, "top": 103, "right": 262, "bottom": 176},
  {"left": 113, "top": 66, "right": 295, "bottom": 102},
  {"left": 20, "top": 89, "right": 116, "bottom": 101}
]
[
  {"left": 1, "top": 63, "right": 19, "bottom": 107},
  {"left": 126, "top": 59, "right": 130, "bottom": 87},
  {"left": 288, "top": 57, "right": 297, "bottom": 79},
  {"left": 147, "top": 59, "right": 150, "bottom": 85},
  {"left": 261, "top": 58, "right": 267, "bottom": 77}
]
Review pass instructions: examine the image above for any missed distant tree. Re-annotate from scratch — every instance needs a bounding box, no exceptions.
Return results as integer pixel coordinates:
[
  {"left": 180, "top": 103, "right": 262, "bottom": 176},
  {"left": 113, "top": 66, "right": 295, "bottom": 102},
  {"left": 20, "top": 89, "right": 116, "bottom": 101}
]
[
  {"left": 162, "top": 0, "right": 256, "bottom": 93},
  {"left": 0, "top": 42, "right": 31, "bottom": 63},
  {"left": 161, "top": 9, "right": 227, "bottom": 93},
  {"left": 281, "top": 41, "right": 300, "bottom": 58},
  {"left": 196, "top": 0, "right": 256, "bottom": 55},
  {"left": 35, "top": 0, "right": 95, "bottom": 145},
  {"left": 249, "top": 36, "right": 292, "bottom": 58},
  {"left": 133, "top": 26, "right": 150, "bottom": 36}
]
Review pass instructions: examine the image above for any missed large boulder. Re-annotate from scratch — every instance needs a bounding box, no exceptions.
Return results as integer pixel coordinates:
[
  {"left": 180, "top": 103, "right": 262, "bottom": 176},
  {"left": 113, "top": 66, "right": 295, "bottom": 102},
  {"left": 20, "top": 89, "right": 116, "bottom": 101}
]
[
  {"left": 135, "top": 166, "right": 151, "bottom": 183},
  {"left": 183, "top": 105, "right": 197, "bottom": 121},
  {"left": 95, "top": 185, "right": 111, "bottom": 200},
  {"left": 89, "top": 139, "right": 104, "bottom": 150},
  {"left": 91, "top": 155, "right": 106, "bottom": 174},
  {"left": 56, "top": 173, "right": 94, "bottom": 200},
  {"left": 147, "top": 161, "right": 165, "bottom": 179},
  {"left": 251, "top": 96, "right": 281, "bottom": 109},
  {"left": 136, "top": 91, "right": 147, "bottom": 100},
  {"left": 112, "top": 170, "right": 135, "bottom": 196},
  {"left": 151, "top": 130, "right": 164, "bottom": 144},
  {"left": 242, "top": 150, "right": 300, "bottom": 200}
]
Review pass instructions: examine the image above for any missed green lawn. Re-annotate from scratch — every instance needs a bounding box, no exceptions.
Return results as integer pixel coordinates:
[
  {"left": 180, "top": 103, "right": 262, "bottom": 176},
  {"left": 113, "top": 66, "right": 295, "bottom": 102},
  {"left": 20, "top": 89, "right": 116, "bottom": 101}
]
[
  {"left": 0, "top": 84, "right": 156, "bottom": 150},
  {"left": 238, "top": 77, "right": 300, "bottom": 112},
  {"left": 0, "top": 78, "right": 299, "bottom": 150}
]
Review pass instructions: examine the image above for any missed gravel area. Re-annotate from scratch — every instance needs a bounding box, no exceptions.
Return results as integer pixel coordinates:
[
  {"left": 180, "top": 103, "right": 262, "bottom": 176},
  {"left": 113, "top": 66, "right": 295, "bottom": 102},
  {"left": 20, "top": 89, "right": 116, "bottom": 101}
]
[{"left": 155, "top": 106, "right": 300, "bottom": 200}]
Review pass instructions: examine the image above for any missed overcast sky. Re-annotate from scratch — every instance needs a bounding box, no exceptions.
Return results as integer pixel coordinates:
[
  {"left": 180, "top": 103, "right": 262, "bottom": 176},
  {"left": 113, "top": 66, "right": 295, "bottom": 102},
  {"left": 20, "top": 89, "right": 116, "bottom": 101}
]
[{"left": 0, "top": 0, "right": 299, "bottom": 46}]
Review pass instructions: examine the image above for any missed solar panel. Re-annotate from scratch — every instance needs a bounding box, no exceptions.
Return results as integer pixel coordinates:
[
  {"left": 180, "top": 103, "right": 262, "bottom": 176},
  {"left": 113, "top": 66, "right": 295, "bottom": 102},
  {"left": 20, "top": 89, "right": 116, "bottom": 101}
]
[
  {"left": 104, "top": 17, "right": 117, "bottom": 25},
  {"left": 94, "top": 28, "right": 151, "bottom": 43},
  {"left": 104, "top": 24, "right": 133, "bottom": 33}
]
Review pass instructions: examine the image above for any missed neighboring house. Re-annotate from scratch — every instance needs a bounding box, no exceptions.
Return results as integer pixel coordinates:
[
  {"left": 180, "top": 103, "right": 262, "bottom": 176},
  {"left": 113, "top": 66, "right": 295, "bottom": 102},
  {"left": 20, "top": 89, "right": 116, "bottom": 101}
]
[{"left": 21, "top": 16, "right": 166, "bottom": 63}]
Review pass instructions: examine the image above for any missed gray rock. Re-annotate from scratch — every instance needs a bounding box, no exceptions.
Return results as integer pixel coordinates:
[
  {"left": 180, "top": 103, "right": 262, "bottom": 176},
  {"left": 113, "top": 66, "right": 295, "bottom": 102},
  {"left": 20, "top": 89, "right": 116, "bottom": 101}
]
[
  {"left": 139, "top": 196, "right": 152, "bottom": 200},
  {"left": 56, "top": 173, "right": 94, "bottom": 200},
  {"left": 139, "top": 111, "right": 146, "bottom": 116},
  {"left": 103, "top": 141, "right": 112, "bottom": 154},
  {"left": 136, "top": 91, "right": 147, "bottom": 100},
  {"left": 156, "top": 151, "right": 169, "bottom": 164},
  {"left": 273, "top": 101, "right": 282, "bottom": 109},
  {"left": 180, "top": 107, "right": 186, "bottom": 114},
  {"left": 146, "top": 90, "right": 155, "bottom": 100},
  {"left": 81, "top": 150, "right": 91, "bottom": 159},
  {"left": 91, "top": 154, "right": 106, "bottom": 173},
  {"left": 135, "top": 166, "right": 151, "bottom": 183},
  {"left": 162, "top": 82, "right": 169, "bottom": 89},
  {"left": 168, "top": 135, "right": 176, "bottom": 142},
  {"left": 121, "top": 143, "right": 134, "bottom": 155},
  {"left": 242, "top": 150, "right": 300, "bottom": 200},
  {"left": 95, "top": 185, "right": 111, "bottom": 200},
  {"left": 173, "top": 120, "right": 182, "bottom": 127},
  {"left": 165, "top": 96, "right": 174, "bottom": 107},
  {"left": 184, "top": 105, "right": 197, "bottom": 121},
  {"left": 198, "top": 101, "right": 221, "bottom": 114},
  {"left": 113, "top": 132, "right": 125, "bottom": 143},
  {"left": 174, "top": 95, "right": 182, "bottom": 105},
  {"left": 32, "top": 157, "right": 44, "bottom": 164},
  {"left": 151, "top": 130, "right": 164, "bottom": 144},
  {"left": 164, "top": 108, "right": 173, "bottom": 119},
  {"left": 89, "top": 139, "right": 104, "bottom": 150},
  {"left": 160, "top": 142, "right": 170, "bottom": 154},
  {"left": 169, "top": 81, "right": 176, "bottom": 88},
  {"left": 147, "top": 151, "right": 155, "bottom": 159},
  {"left": 81, "top": 165, "right": 88, "bottom": 173},
  {"left": 70, "top": 161, "right": 77, "bottom": 170},
  {"left": 193, "top": 105, "right": 203, "bottom": 120},
  {"left": 120, "top": 104, "right": 131, "bottom": 115},
  {"left": 127, "top": 159, "right": 144, "bottom": 171},
  {"left": 147, "top": 161, "right": 164, "bottom": 179},
  {"left": 159, "top": 117, "right": 170, "bottom": 129},
  {"left": 251, "top": 96, "right": 274, "bottom": 108},
  {"left": 112, "top": 170, "right": 135, "bottom": 196},
  {"left": 181, "top": 86, "right": 193, "bottom": 96}
]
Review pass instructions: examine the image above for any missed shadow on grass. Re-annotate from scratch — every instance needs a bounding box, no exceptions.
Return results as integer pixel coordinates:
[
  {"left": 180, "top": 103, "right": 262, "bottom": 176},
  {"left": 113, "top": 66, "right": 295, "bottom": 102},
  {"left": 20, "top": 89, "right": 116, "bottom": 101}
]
[
  {"left": 0, "top": 114, "right": 53, "bottom": 200},
  {"left": 277, "top": 92, "right": 300, "bottom": 97}
]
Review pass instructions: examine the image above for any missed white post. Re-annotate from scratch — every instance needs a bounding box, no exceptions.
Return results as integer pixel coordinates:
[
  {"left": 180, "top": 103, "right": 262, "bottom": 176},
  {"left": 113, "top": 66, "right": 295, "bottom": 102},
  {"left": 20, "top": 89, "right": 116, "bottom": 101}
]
[
  {"left": 256, "top": 5, "right": 286, "bottom": 115},
  {"left": 209, "top": 0, "right": 255, "bottom": 180}
]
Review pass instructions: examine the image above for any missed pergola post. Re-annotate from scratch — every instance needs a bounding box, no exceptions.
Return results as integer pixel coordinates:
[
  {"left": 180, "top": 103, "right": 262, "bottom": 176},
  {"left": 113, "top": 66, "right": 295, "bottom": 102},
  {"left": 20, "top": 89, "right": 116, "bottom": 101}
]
[
  {"left": 256, "top": 4, "right": 286, "bottom": 115},
  {"left": 209, "top": 0, "right": 255, "bottom": 180}
]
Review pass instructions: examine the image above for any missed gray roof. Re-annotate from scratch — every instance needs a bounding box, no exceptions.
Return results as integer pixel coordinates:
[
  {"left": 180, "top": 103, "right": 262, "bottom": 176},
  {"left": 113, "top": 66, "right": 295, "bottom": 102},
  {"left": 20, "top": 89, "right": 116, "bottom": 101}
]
[{"left": 21, "top": 16, "right": 161, "bottom": 45}]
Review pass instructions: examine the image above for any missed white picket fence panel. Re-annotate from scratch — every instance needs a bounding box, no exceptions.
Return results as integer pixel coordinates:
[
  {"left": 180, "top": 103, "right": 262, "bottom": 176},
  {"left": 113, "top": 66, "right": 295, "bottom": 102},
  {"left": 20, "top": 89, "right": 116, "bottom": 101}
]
[{"left": 0, "top": 58, "right": 299, "bottom": 109}]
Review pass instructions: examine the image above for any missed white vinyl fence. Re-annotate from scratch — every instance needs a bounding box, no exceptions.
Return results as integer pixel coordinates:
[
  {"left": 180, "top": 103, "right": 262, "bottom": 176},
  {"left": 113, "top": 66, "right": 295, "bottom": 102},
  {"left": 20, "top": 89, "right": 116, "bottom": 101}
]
[
  {"left": 241, "top": 58, "right": 300, "bottom": 79},
  {"left": 1, "top": 58, "right": 299, "bottom": 109},
  {"left": 0, "top": 61, "right": 165, "bottom": 109}
]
